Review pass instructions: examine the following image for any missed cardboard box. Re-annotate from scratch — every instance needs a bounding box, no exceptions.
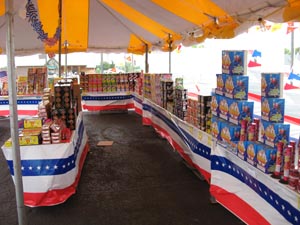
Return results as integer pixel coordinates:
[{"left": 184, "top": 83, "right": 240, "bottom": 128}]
[
  {"left": 211, "top": 94, "right": 220, "bottom": 117},
  {"left": 246, "top": 141, "right": 260, "bottom": 166},
  {"left": 260, "top": 121, "right": 290, "bottom": 148},
  {"left": 5, "top": 129, "right": 42, "bottom": 147},
  {"left": 19, "top": 134, "right": 41, "bottom": 145},
  {"left": 222, "top": 50, "right": 247, "bottom": 75},
  {"left": 261, "top": 97, "right": 285, "bottom": 123},
  {"left": 24, "top": 118, "right": 42, "bottom": 129},
  {"left": 228, "top": 99, "right": 254, "bottom": 125},
  {"left": 219, "top": 120, "right": 241, "bottom": 146},
  {"left": 236, "top": 141, "right": 249, "bottom": 160},
  {"left": 211, "top": 117, "right": 221, "bottom": 139},
  {"left": 215, "top": 74, "right": 225, "bottom": 95},
  {"left": 261, "top": 73, "right": 281, "bottom": 98},
  {"left": 224, "top": 74, "right": 249, "bottom": 100},
  {"left": 218, "top": 96, "right": 229, "bottom": 121},
  {"left": 256, "top": 145, "right": 277, "bottom": 173}
]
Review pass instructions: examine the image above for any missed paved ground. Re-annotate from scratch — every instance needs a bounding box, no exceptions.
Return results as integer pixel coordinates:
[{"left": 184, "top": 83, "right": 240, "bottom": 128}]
[{"left": 0, "top": 111, "right": 245, "bottom": 225}]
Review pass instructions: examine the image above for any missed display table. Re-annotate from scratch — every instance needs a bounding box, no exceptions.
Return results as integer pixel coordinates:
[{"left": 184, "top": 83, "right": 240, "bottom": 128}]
[
  {"left": 210, "top": 142, "right": 300, "bottom": 225},
  {"left": 1, "top": 112, "right": 89, "bottom": 207},
  {"left": 132, "top": 93, "right": 143, "bottom": 116},
  {"left": 81, "top": 92, "right": 134, "bottom": 111},
  {"left": 142, "top": 98, "right": 212, "bottom": 182},
  {"left": 0, "top": 95, "right": 42, "bottom": 117}
]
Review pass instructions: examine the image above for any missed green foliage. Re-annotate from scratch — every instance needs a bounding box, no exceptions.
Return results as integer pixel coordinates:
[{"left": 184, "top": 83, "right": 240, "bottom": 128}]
[
  {"left": 284, "top": 47, "right": 300, "bottom": 55},
  {"left": 117, "top": 61, "right": 141, "bottom": 72},
  {"left": 284, "top": 48, "right": 291, "bottom": 55},
  {"left": 96, "top": 61, "right": 115, "bottom": 72}
]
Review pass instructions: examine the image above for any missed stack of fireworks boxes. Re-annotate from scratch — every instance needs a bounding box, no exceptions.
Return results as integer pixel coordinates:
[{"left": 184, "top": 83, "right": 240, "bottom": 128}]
[
  {"left": 134, "top": 72, "right": 143, "bottom": 96},
  {"left": 212, "top": 50, "right": 290, "bottom": 175},
  {"left": 173, "top": 78, "right": 188, "bottom": 120},
  {"left": 143, "top": 73, "right": 152, "bottom": 99},
  {"left": 94, "top": 74, "right": 115, "bottom": 93},
  {"left": 186, "top": 94, "right": 212, "bottom": 133},
  {"left": 160, "top": 78, "right": 174, "bottom": 112},
  {"left": 79, "top": 72, "right": 89, "bottom": 93},
  {"left": 126, "top": 73, "right": 140, "bottom": 93},
  {"left": 86, "top": 74, "right": 103, "bottom": 92},
  {"left": 152, "top": 73, "right": 172, "bottom": 105},
  {"left": 143, "top": 73, "right": 172, "bottom": 105},
  {"left": 50, "top": 79, "right": 77, "bottom": 144},
  {"left": 27, "top": 67, "right": 48, "bottom": 95},
  {"left": 211, "top": 50, "right": 254, "bottom": 159},
  {"left": 38, "top": 88, "right": 52, "bottom": 120},
  {"left": 80, "top": 73, "right": 141, "bottom": 93},
  {"left": 259, "top": 73, "right": 292, "bottom": 183},
  {"left": 238, "top": 72, "right": 290, "bottom": 176}
]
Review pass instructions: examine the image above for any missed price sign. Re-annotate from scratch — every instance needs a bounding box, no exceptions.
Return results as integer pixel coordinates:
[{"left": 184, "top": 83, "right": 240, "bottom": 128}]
[
  {"left": 198, "top": 131, "right": 203, "bottom": 141},
  {"left": 208, "top": 135, "right": 212, "bottom": 146},
  {"left": 189, "top": 126, "right": 193, "bottom": 134}
]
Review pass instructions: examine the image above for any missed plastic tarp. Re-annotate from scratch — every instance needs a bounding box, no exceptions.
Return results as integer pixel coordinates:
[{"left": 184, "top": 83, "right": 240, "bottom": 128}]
[{"left": 0, "top": 0, "right": 300, "bottom": 55}]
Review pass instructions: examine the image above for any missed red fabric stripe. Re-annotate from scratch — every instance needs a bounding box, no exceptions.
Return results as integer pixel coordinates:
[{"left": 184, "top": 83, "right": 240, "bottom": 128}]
[
  {"left": 192, "top": 163, "right": 211, "bottom": 183},
  {"left": 142, "top": 117, "right": 152, "bottom": 126},
  {"left": 0, "top": 110, "right": 38, "bottom": 116},
  {"left": 134, "top": 106, "right": 142, "bottom": 115},
  {"left": 248, "top": 92, "right": 261, "bottom": 102},
  {"left": 150, "top": 122, "right": 211, "bottom": 183},
  {"left": 24, "top": 143, "right": 90, "bottom": 207},
  {"left": 187, "top": 92, "right": 198, "bottom": 98},
  {"left": 210, "top": 185, "right": 270, "bottom": 225},
  {"left": 285, "top": 115, "right": 300, "bottom": 124},
  {"left": 82, "top": 103, "right": 134, "bottom": 111}
]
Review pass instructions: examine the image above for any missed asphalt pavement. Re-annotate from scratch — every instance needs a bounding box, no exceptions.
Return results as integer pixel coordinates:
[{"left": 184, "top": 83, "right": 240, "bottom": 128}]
[{"left": 0, "top": 111, "right": 245, "bottom": 225}]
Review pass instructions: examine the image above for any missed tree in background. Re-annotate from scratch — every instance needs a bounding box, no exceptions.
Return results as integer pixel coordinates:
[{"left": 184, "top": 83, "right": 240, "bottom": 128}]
[{"left": 96, "top": 61, "right": 115, "bottom": 73}]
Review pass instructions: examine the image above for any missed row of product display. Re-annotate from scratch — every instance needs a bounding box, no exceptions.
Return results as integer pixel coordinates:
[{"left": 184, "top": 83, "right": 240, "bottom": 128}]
[
  {"left": 1, "top": 55, "right": 299, "bottom": 193},
  {"left": 5, "top": 78, "right": 81, "bottom": 147},
  {"left": 0, "top": 67, "right": 48, "bottom": 96},
  {"left": 143, "top": 74, "right": 213, "bottom": 133},
  {"left": 186, "top": 95, "right": 212, "bottom": 133},
  {"left": 143, "top": 73, "right": 172, "bottom": 105},
  {"left": 215, "top": 50, "right": 300, "bottom": 193},
  {"left": 80, "top": 73, "right": 141, "bottom": 93}
]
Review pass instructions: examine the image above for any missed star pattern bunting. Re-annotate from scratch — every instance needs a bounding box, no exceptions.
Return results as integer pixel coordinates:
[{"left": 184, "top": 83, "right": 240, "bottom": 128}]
[
  {"left": 82, "top": 95, "right": 133, "bottom": 101},
  {"left": 211, "top": 155, "right": 300, "bottom": 224},
  {"left": 7, "top": 119, "right": 84, "bottom": 176},
  {"left": 143, "top": 103, "right": 211, "bottom": 160},
  {"left": 0, "top": 99, "right": 42, "bottom": 105},
  {"left": 132, "top": 95, "right": 143, "bottom": 104}
]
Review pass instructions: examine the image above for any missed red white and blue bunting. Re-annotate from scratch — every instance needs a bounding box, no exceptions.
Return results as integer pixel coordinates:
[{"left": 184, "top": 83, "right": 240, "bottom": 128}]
[{"left": 25, "top": 0, "right": 61, "bottom": 46}]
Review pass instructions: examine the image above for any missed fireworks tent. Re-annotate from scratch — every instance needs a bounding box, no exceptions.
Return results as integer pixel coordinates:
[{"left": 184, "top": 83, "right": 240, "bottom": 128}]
[{"left": 1, "top": 0, "right": 300, "bottom": 224}]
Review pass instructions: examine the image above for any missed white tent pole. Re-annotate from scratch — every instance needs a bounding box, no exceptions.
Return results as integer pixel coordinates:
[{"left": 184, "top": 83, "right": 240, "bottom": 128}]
[
  {"left": 169, "top": 50, "right": 171, "bottom": 73},
  {"left": 291, "top": 29, "right": 295, "bottom": 72},
  {"left": 58, "top": 0, "right": 62, "bottom": 77},
  {"left": 6, "top": 0, "right": 27, "bottom": 225},
  {"left": 168, "top": 34, "right": 172, "bottom": 74},
  {"left": 100, "top": 53, "right": 104, "bottom": 73},
  {"left": 145, "top": 44, "right": 149, "bottom": 73}
]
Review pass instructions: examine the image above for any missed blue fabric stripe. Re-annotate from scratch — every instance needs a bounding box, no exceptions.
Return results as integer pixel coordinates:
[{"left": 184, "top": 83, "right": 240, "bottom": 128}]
[
  {"left": 7, "top": 119, "right": 85, "bottom": 176},
  {"left": 132, "top": 95, "right": 143, "bottom": 104},
  {"left": 143, "top": 103, "right": 210, "bottom": 160},
  {"left": 82, "top": 95, "right": 133, "bottom": 101},
  {"left": 211, "top": 155, "right": 300, "bottom": 224},
  {"left": 0, "top": 99, "right": 42, "bottom": 105}
]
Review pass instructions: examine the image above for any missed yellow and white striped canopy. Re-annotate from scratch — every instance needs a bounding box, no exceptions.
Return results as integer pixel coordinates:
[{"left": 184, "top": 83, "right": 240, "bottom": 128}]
[{"left": 0, "top": 0, "right": 299, "bottom": 55}]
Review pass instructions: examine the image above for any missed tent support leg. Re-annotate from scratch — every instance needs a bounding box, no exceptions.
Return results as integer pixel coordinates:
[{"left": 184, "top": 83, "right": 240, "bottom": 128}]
[
  {"left": 145, "top": 44, "right": 149, "bottom": 73},
  {"left": 6, "top": 0, "right": 28, "bottom": 224}
]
